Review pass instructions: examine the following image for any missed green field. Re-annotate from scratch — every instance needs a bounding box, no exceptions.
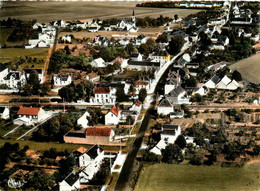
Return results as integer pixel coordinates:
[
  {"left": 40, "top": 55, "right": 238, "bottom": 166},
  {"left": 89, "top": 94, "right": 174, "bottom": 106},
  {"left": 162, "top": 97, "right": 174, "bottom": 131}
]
[
  {"left": 229, "top": 53, "right": 260, "bottom": 83},
  {"left": 0, "top": 28, "right": 14, "bottom": 44},
  {"left": 0, "top": 120, "right": 18, "bottom": 137},
  {"left": 0, "top": 139, "right": 121, "bottom": 153},
  {"left": 0, "top": 48, "right": 48, "bottom": 68},
  {"left": 136, "top": 163, "right": 260, "bottom": 191}
]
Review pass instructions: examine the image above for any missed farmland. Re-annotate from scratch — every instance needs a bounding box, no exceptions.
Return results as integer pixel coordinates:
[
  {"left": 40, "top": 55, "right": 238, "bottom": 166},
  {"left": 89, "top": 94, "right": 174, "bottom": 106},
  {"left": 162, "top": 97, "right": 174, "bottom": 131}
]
[
  {"left": 1, "top": 1, "right": 201, "bottom": 23},
  {"left": 135, "top": 163, "right": 260, "bottom": 191},
  {"left": 229, "top": 53, "right": 260, "bottom": 83},
  {"left": 0, "top": 48, "right": 48, "bottom": 68}
]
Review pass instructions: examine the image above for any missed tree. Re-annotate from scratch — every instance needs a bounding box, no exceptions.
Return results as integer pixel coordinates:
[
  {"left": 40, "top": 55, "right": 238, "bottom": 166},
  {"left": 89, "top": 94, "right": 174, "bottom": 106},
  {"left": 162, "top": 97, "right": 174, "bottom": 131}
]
[
  {"left": 64, "top": 45, "right": 71, "bottom": 55},
  {"left": 189, "top": 150, "right": 204, "bottom": 165},
  {"left": 156, "top": 33, "right": 168, "bottom": 43},
  {"left": 138, "top": 88, "right": 147, "bottom": 103},
  {"left": 116, "top": 88, "right": 129, "bottom": 102},
  {"left": 175, "top": 135, "right": 186, "bottom": 149},
  {"left": 185, "top": 76, "right": 198, "bottom": 87},
  {"left": 232, "top": 70, "right": 242, "bottom": 81},
  {"left": 28, "top": 70, "right": 40, "bottom": 94},
  {"left": 162, "top": 144, "right": 183, "bottom": 163},
  {"left": 174, "top": 14, "right": 178, "bottom": 21},
  {"left": 125, "top": 43, "right": 138, "bottom": 55},
  {"left": 168, "top": 36, "right": 185, "bottom": 55}
]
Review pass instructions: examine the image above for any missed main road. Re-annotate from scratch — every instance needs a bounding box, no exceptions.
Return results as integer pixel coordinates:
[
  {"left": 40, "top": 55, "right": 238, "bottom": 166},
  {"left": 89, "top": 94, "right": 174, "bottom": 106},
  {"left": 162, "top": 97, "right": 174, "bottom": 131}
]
[{"left": 114, "top": 43, "right": 192, "bottom": 191}]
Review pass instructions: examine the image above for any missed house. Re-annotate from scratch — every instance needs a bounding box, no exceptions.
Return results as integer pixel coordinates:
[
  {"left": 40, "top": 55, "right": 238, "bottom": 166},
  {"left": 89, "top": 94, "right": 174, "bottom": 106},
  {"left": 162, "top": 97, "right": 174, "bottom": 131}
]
[
  {"left": 3, "top": 71, "right": 26, "bottom": 89},
  {"left": 205, "top": 61, "right": 226, "bottom": 72},
  {"left": 113, "top": 57, "right": 128, "bottom": 69},
  {"left": 14, "top": 106, "right": 47, "bottom": 126},
  {"left": 0, "top": 63, "right": 8, "bottom": 84},
  {"left": 105, "top": 106, "right": 121, "bottom": 125},
  {"left": 186, "top": 83, "right": 207, "bottom": 96},
  {"left": 129, "top": 100, "right": 142, "bottom": 114},
  {"left": 164, "top": 70, "right": 181, "bottom": 95},
  {"left": 53, "top": 20, "right": 67, "bottom": 28},
  {"left": 135, "top": 34, "right": 147, "bottom": 46},
  {"left": 166, "top": 86, "right": 190, "bottom": 105},
  {"left": 127, "top": 60, "right": 160, "bottom": 71},
  {"left": 61, "top": 35, "right": 73, "bottom": 43},
  {"left": 77, "top": 111, "right": 90, "bottom": 128},
  {"left": 205, "top": 75, "right": 239, "bottom": 90},
  {"left": 90, "top": 87, "right": 116, "bottom": 105},
  {"left": 148, "top": 49, "right": 170, "bottom": 64},
  {"left": 130, "top": 52, "right": 142, "bottom": 62},
  {"left": 59, "top": 172, "right": 80, "bottom": 191},
  {"left": 216, "top": 75, "right": 239, "bottom": 90},
  {"left": 86, "top": 72, "right": 100, "bottom": 82},
  {"left": 0, "top": 107, "right": 9, "bottom": 119},
  {"left": 78, "top": 145, "right": 104, "bottom": 183},
  {"left": 53, "top": 74, "right": 72, "bottom": 86},
  {"left": 91, "top": 58, "right": 107, "bottom": 68},
  {"left": 134, "top": 80, "right": 149, "bottom": 94},
  {"left": 64, "top": 127, "right": 115, "bottom": 145},
  {"left": 150, "top": 124, "right": 181, "bottom": 155},
  {"left": 157, "top": 99, "right": 174, "bottom": 116}
]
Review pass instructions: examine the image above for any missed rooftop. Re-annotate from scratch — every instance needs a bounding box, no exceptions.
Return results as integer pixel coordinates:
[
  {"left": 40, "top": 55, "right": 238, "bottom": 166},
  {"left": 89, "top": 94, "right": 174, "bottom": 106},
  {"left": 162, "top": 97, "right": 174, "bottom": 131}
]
[
  {"left": 17, "top": 106, "right": 40, "bottom": 116},
  {"left": 86, "top": 127, "right": 112, "bottom": 137}
]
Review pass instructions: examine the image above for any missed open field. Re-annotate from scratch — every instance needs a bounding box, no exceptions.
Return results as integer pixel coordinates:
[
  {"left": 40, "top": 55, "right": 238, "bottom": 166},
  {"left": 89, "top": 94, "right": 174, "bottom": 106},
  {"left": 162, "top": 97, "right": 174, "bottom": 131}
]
[
  {"left": 0, "top": 139, "right": 121, "bottom": 152},
  {"left": 0, "top": 48, "right": 48, "bottom": 68},
  {"left": 229, "top": 53, "right": 260, "bottom": 83},
  {"left": 1, "top": 1, "right": 200, "bottom": 23},
  {"left": 135, "top": 163, "right": 260, "bottom": 191},
  {"left": 59, "top": 27, "right": 167, "bottom": 40}
]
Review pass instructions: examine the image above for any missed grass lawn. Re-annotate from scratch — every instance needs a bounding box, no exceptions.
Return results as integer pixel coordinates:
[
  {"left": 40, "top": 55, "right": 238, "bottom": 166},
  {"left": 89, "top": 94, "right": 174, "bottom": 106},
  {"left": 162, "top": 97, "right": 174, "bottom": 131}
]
[
  {"left": 229, "top": 53, "right": 260, "bottom": 83},
  {"left": 0, "top": 120, "right": 18, "bottom": 137},
  {"left": 5, "top": 125, "right": 32, "bottom": 139},
  {"left": 0, "top": 28, "right": 14, "bottom": 44},
  {"left": 135, "top": 163, "right": 260, "bottom": 191},
  {"left": 0, "top": 48, "right": 48, "bottom": 67},
  {"left": 0, "top": 139, "right": 121, "bottom": 153}
]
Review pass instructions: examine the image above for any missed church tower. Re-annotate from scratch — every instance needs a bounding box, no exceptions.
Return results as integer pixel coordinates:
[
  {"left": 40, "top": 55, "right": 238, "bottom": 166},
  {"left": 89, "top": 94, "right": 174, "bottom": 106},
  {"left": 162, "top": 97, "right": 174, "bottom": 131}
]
[{"left": 132, "top": 9, "right": 136, "bottom": 26}]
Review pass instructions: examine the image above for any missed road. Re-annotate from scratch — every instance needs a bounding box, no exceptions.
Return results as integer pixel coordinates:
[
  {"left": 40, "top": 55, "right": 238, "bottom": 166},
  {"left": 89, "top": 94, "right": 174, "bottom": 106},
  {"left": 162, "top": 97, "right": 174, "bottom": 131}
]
[
  {"left": 188, "top": 104, "right": 260, "bottom": 111},
  {"left": 114, "top": 42, "right": 192, "bottom": 191}
]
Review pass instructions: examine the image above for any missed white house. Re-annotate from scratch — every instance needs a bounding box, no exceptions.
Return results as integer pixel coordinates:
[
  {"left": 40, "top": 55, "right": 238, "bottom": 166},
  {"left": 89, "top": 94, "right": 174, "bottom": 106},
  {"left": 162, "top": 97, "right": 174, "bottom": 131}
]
[
  {"left": 53, "top": 74, "right": 72, "bottom": 86},
  {"left": 134, "top": 80, "right": 149, "bottom": 94},
  {"left": 91, "top": 58, "right": 107, "bottom": 68},
  {"left": 14, "top": 106, "right": 47, "bottom": 126},
  {"left": 129, "top": 100, "right": 142, "bottom": 114},
  {"left": 150, "top": 124, "right": 181, "bottom": 155},
  {"left": 59, "top": 172, "right": 80, "bottom": 191},
  {"left": 205, "top": 75, "right": 239, "bottom": 90},
  {"left": 157, "top": 99, "right": 174, "bottom": 116},
  {"left": 164, "top": 70, "right": 181, "bottom": 95},
  {"left": 166, "top": 86, "right": 190, "bottom": 105},
  {"left": 77, "top": 111, "right": 90, "bottom": 128},
  {"left": 0, "top": 63, "right": 8, "bottom": 85},
  {"left": 78, "top": 145, "right": 104, "bottom": 183},
  {"left": 0, "top": 107, "right": 10, "bottom": 119},
  {"left": 135, "top": 34, "right": 147, "bottom": 46},
  {"left": 3, "top": 71, "right": 26, "bottom": 89},
  {"left": 130, "top": 52, "right": 142, "bottom": 62},
  {"left": 216, "top": 75, "right": 239, "bottom": 90},
  {"left": 90, "top": 87, "right": 116, "bottom": 105},
  {"left": 148, "top": 49, "right": 170, "bottom": 64},
  {"left": 105, "top": 106, "right": 121, "bottom": 125},
  {"left": 61, "top": 35, "right": 73, "bottom": 43}
]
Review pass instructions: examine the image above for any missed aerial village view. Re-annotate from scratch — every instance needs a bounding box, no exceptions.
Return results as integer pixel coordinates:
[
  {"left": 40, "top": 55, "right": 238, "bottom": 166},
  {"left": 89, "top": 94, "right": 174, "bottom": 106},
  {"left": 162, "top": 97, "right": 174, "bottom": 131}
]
[{"left": 0, "top": 0, "right": 259, "bottom": 190}]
